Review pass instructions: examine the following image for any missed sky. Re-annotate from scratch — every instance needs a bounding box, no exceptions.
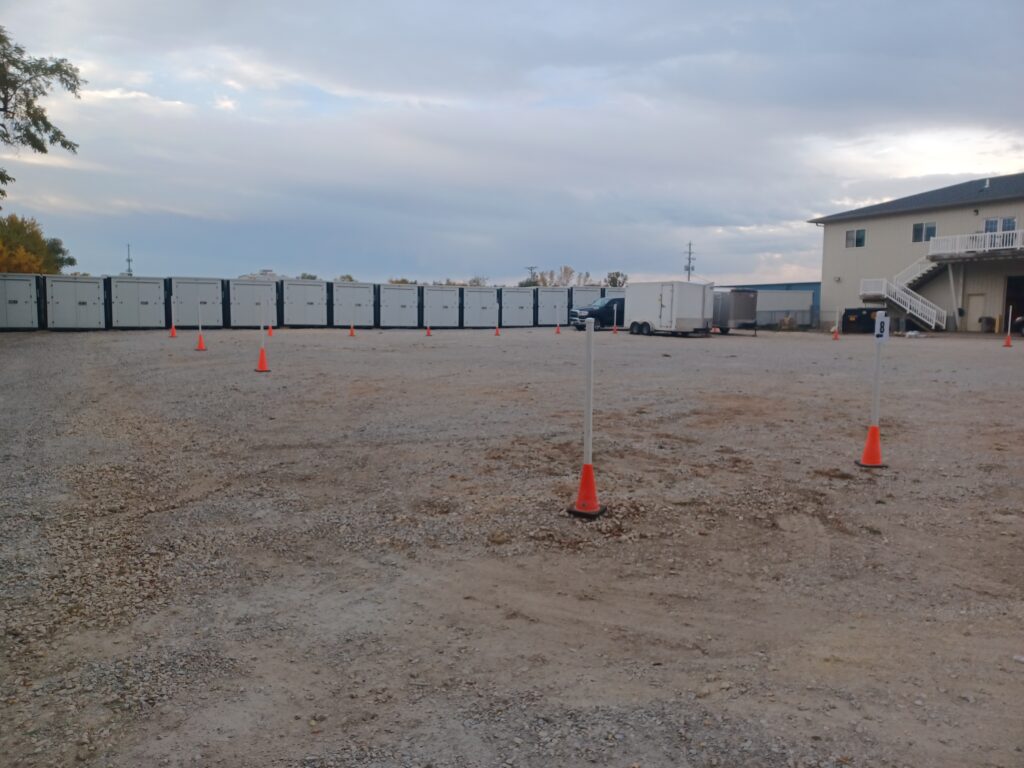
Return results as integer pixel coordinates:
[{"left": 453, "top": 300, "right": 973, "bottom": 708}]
[{"left": 2, "top": 0, "right": 1023, "bottom": 285}]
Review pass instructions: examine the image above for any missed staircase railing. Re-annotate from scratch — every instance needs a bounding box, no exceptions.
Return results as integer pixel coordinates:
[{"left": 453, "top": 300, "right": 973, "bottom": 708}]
[
  {"left": 859, "top": 278, "right": 947, "bottom": 329},
  {"left": 893, "top": 255, "right": 941, "bottom": 287}
]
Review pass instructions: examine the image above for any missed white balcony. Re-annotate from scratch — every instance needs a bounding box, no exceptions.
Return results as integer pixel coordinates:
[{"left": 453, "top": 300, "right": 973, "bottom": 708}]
[{"left": 928, "top": 229, "right": 1024, "bottom": 258}]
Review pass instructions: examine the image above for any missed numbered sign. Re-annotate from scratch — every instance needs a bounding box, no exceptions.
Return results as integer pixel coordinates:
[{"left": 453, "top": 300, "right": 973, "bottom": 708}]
[{"left": 873, "top": 310, "right": 890, "bottom": 343}]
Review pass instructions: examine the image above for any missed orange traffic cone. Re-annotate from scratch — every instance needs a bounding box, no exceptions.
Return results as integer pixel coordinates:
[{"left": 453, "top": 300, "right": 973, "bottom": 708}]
[
  {"left": 495, "top": 326, "right": 501, "bottom": 336},
  {"left": 1003, "top": 332, "right": 1013, "bottom": 348},
  {"left": 255, "top": 346, "right": 270, "bottom": 373},
  {"left": 267, "top": 325, "right": 274, "bottom": 337},
  {"left": 568, "top": 464, "right": 605, "bottom": 518},
  {"left": 169, "top": 324, "right": 177, "bottom": 338},
  {"left": 555, "top": 324, "right": 561, "bottom": 335},
  {"left": 612, "top": 324, "right": 618, "bottom": 335},
  {"left": 855, "top": 425, "right": 886, "bottom": 468},
  {"left": 426, "top": 326, "right": 432, "bottom": 337},
  {"left": 195, "top": 333, "right": 207, "bottom": 352},
  {"left": 349, "top": 324, "right": 356, "bottom": 337},
  {"left": 832, "top": 327, "right": 840, "bottom": 341}
]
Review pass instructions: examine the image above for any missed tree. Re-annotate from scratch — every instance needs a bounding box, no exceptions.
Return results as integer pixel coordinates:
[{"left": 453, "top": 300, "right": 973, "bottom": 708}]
[
  {"left": 554, "top": 266, "right": 575, "bottom": 286},
  {"left": 0, "top": 26, "right": 84, "bottom": 204},
  {"left": 467, "top": 276, "right": 487, "bottom": 286},
  {"left": 605, "top": 271, "right": 628, "bottom": 287},
  {"left": 44, "top": 237, "right": 75, "bottom": 272},
  {"left": 0, "top": 241, "right": 42, "bottom": 272},
  {"left": 298, "top": 272, "right": 319, "bottom": 280},
  {"left": 388, "top": 277, "right": 416, "bottom": 284},
  {"left": 0, "top": 214, "right": 73, "bottom": 273},
  {"left": 336, "top": 274, "right": 356, "bottom": 282}
]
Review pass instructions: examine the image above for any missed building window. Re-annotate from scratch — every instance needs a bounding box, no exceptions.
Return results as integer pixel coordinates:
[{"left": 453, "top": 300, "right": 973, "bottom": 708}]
[
  {"left": 912, "top": 222, "right": 937, "bottom": 242},
  {"left": 1003, "top": 216, "right": 1017, "bottom": 231},
  {"left": 984, "top": 218, "right": 999, "bottom": 233},
  {"left": 845, "top": 228, "right": 866, "bottom": 248}
]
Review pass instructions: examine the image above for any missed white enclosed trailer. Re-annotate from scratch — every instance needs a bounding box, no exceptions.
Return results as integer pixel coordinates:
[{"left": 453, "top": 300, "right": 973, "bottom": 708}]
[
  {"left": 332, "top": 281, "right": 375, "bottom": 328},
  {"left": 45, "top": 275, "right": 106, "bottom": 329},
  {"left": 603, "top": 287, "right": 625, "bottom": 300},
  {"left": 109, "top": 276, "right": 166, "bottom": 328},
  {"left": 422, "top": 286, "right": 460, "bottom": 328},
  {"left": 379, "top": 284, "right": 420, "bottom": 327},
  {"left": 498, "top": 287, "right": 533, "bottom": 327},
  {"left": 536, "top": 287, "right": 568, "bottom": 326},
  {"left": 170, "top": 277, "right": 224, "bottom": 328},
  {"left": 0, "top": 273, "right": 40, "bottom": 329},
  {"left": 625, "top": 281, "right": 714, "bottom": 335},
  {"left": 229, "top": 279, "right": 278, "bottom": 328},
  {"left": 282, "top": 279, "right": 327, "bottom": 326},
  {"left": 570, "top": 286, "right": 602, "bottom": 309},
  {"left": 463, "top": 287, "right": 498, "bottom": 327}
]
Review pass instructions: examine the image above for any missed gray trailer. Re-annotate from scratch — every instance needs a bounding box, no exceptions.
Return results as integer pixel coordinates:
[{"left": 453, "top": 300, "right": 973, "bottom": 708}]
[{"left": 713, "top": 289, "right": 758, "bottom": 335}]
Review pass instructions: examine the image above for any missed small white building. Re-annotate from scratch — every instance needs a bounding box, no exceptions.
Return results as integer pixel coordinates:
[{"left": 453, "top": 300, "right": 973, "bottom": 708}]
[{"left": 811, "top": 172, "right": 1024, "bottom": 332}]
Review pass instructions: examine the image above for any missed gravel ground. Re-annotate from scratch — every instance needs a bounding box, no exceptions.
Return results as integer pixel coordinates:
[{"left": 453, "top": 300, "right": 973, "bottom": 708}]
[{"left": 1, "top": 327, "right": 1022, "bottom": 767}]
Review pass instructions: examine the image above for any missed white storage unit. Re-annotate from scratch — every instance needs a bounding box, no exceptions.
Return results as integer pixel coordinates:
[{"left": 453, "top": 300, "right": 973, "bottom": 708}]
[
  {"left": 110, "top": 277, "right": 166, "bottom": 328},
  {"left": 282, "top": 279, "right": 327, "bottom": 326},
  {"left": 229, "top": 279, "right": 278, "bottom": 328},
  {"left": 422, "top": 286, "right": 460, "bottom": 328},
  {"left": 536, "top": 287, "right": 569, "bottom": 326},
  {"left": 45, "top": 275, "right": 105, "bottom": 329},
  {"left": 0, "top": 273, "right": 40, "bottom": 329},
  {"left": 571, "top": 286, "right": 602, "bottom": 309},
  {"left": 170, "top": 277, "right": 224, "bottom": 328},
  {"left": 603, "top": 287, "right": 625, "bottom": 300},
  {"left": 332, "top": 282, "right": 375, "bottom": 327},
  {"left": 379, "top": 284, "right": 420, "bottom": 327},
  {"left": 625, "top": 281, "right": 714, "bottom": 335},
  {"left": 499, "top": 287, "right": 533, "bottom": 326},
  {"left": 463, "top": 287, "right": 499, "bottom": 327}
]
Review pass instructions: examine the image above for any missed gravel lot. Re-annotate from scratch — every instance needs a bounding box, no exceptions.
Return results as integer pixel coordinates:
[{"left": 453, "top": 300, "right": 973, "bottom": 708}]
[{"left": 1, "top": 326, "right": 1022, "bottom": 767}]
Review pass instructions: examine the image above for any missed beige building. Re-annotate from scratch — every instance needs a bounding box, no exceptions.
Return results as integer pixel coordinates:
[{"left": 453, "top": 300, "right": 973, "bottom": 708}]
[{"left": 811, "top": 172, "right": 1024, "bottom": 332}]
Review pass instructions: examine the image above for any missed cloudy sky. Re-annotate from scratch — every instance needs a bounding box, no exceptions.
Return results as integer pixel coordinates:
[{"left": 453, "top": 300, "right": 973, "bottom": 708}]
[{"left": 3, "top": 0, "right": 1023, "bottom": 284}]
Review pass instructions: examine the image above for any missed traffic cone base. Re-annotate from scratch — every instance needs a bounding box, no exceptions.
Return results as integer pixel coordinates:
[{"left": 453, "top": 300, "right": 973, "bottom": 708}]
[
  {"left": 169, "top": 324, "right": 177, "bottom": 338},
  {"left": 832, "top": 327, "right": 840, "bottom": 340},
  {"left": 855, "top": 425, "right": 887, "bottom": 469},
  {"left": 426, "top": 326, "right": 432, "bottom": 337},
  {"left": 1003, "top": 334, "right": 1012, "bottom": 348},
  {"left": 495, "top": 326, "right": 501, "bottom": 336},
  {"left": 267, "top": 325, "right": 274, "bottom": 337},
  {"left": 349, "top": 324, "right": 356, "bottom": 337},
  {"left": 195, "top": 333, "right": 207, "bottom": 352},
  {"left": 612, "top": 324, "right": 618, "bottom": 335},
  {"left": 568, "top": 463, "right": 606, "bottom": 519},
  {"left": 255, "top": 346, "right": 270, "bottom": 373},
  {"left": 555, "top": 324, "right": 561, "bottom": 334}
]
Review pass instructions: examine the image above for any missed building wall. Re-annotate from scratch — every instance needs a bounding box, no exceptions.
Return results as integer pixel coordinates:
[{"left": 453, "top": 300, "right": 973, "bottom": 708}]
[{"left": 818, "top": 201, "right": 1023, "bottom": 326}]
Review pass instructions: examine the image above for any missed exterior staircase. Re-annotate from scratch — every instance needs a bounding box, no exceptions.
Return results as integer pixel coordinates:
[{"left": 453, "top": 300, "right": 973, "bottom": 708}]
[{"left": 859, "top": 256, "right": 947, "bottom": 329}]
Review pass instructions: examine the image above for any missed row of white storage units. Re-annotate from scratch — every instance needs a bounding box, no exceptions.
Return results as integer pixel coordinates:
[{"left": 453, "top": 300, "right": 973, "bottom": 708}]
[{"left": 0, "top": 273, "right": 623, "bottom": 330}]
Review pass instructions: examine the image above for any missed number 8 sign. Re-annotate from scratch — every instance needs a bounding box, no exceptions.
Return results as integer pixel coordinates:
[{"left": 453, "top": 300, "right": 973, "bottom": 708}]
[{"left": 874, "top": 310, "right": 889, "bottom": 343}]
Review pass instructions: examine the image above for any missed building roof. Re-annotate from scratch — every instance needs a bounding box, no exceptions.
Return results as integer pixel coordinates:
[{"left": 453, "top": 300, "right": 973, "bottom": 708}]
[{"left": 808, "top": 171, "right": 1024, "bottom": 224}]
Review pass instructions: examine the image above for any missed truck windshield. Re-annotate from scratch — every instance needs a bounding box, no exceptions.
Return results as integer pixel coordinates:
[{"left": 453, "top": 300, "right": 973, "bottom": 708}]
[{"left": 588, "top": 298, "right": 611, "bottom": 308}]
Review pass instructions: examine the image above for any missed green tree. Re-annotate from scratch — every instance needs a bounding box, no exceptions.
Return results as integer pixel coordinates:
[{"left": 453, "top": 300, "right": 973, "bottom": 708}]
[
  {"left": 298, "top": 272, "right": 319, "bottom": 280},
  {"left": 0, "top": 26, "right": 84, "bottom": 204},
  {"left": 605, "top": 271, "right": 628, "bottom": 287},
  {"left": 388, "top": 277, "right": 416, "bottom": 284},
  {"left": 336, "top": 273, "right": 356, "bottom": 282},
  {"left": 0, "top": 214, "right": 73, "bottom": 273}
]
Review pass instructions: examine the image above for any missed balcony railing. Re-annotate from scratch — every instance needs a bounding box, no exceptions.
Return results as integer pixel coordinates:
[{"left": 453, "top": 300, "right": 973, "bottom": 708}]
[{"left": 928, "top": 229, "right": 1024, "bottom": 257}]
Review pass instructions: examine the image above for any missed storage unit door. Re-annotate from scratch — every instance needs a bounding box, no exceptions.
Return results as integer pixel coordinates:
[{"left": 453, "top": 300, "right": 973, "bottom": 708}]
[
  {"left": 537, "top": 289, "right": 567, "bottom": 325},
  {"left": 380, "top": 285, "right": 419, "bottom": 326},
  {"left": 75, "top": 280, "right": 105, "bottom": 328},
  {"left": 173, "top": 280, "right": 223, "bottom": 327},
  {"left": 284, "top": 282, "right": 327, "bottom": 326},
  {"left": 571, "top": 286, "right": 601, "bottom": 308},
  {"left": 500, "top": 289, "right": 532, "bottom": 326},
  {"left": 136, "top": 280, "right": 166, "bottom": 327},
  {"left": 1, "top": 276, "right": 39, "bottom": 328},
  {"left": 463, "top": 288, "right": 498, "bottom": 327},
  {"left": 47, "top": 279, "right": 80, "bottom": 328},
  {"left": 231, "top": 283, "right": 277, "bottom": 327},
  {"left": 333, "top": 283, "right": 374, "bottom": 327},
  {"left": 112, "top": 281, "right": 140, "bottom": 327},
  {"left": 423, "top": 287, "right": 459, "bottom": 327}
]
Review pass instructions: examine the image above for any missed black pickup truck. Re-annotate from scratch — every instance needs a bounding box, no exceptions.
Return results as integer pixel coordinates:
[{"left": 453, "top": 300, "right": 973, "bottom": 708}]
[{"left": 569, "top": 297, "right": 625, "bottom": 330}]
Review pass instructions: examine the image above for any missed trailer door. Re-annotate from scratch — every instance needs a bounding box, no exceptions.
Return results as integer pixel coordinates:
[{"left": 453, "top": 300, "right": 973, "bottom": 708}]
[{"left": 659, "top": 284, "right": 674, "bottom": 329}]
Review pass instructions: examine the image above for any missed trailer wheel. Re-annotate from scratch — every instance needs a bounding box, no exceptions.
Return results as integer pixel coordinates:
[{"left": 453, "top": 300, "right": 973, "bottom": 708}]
[
  {"left": 719, "top": 327, "right": 730, "bottom": 335},
  {"left": 629, "top": 322, "right": 640, "bottom": 335},
  {"left": 641, "top": 322, "right": 652, "bottom": 336}
]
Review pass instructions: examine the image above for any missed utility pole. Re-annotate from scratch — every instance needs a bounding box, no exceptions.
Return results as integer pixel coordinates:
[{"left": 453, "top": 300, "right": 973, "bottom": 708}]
[
  {"left": 126, "top": 243, "right": 134, "bottom": 276},
  {"left": 684, "top": 241, "right": 695, "bottom": 282},
  {"left": 524, "top": 265, "right": 538, "bottom": 281}
]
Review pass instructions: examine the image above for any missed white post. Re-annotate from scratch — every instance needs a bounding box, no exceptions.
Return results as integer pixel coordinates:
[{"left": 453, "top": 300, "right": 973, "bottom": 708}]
[
  {"left": 835, "top": 307, "right": 840, "bottom": 333},
  {"left": 1008, "top": 304, "right": 1014, "bottom": 336},
  {"left": 613, "top": 303, "right": 618, "bottom": 329},
  {"left": 583, "top": 317, "right": 594, "bottom": 466},
  {"left": 260, "top": 314, "right": 265, "bottom": 348},
  {"left": 197, "top": 301, "right": 202, "bottom": 334},
  {"left": 870, "top": 341, "right": 882, "bottom": 426}
]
